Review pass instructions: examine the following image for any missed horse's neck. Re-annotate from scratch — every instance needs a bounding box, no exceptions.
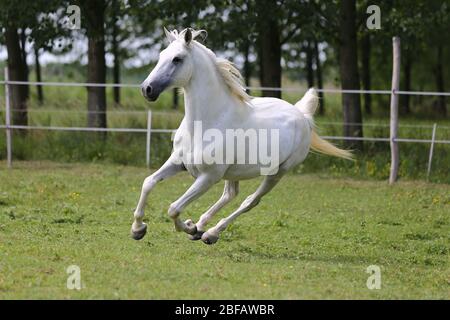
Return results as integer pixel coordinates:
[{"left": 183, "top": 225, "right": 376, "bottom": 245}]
[{"left": 183, "top": 53, "right": 249, "bottom": 130}]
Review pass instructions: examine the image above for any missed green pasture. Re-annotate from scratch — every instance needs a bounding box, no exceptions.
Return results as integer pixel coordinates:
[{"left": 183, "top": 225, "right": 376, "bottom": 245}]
[{"left": 0, "top": 162, "right": 448, "bottom": 299}]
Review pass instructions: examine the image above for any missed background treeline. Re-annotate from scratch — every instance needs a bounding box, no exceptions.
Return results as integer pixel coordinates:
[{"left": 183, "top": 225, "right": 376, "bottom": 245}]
[{"left": 0, "top": 0, "right": 449, "bottom": 181}]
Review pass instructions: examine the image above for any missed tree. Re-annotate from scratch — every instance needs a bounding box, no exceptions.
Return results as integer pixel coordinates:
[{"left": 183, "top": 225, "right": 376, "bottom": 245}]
[
  {"left": 313, "top": 39, "right": 325, "bottom": 114},
  {"left": 0, "top": 1, "right": 29, "bottom": 126},
  {"left": 30, "top": 6, "right": 72, "bottom": 105},
  {"left": 4, "top": 26, "right": 28, "bottom": 126},
  {"left": 110, "top": 0, "right": 120, "bottom": 104},
  {"left": 255, "top": 0, "right": 307, "bottom": 98},
  {"left": 359, "top": 32, "right": 371, "bottom": 114},
  {"left": 292, "top": 3, "right": 329, "bottom": 114},
  {"left": 1, "top": 0, "right": 60, "bottom": 125},
  {"left": 105, "top": 0, "right": 133, "bottom": 105},
  {"left": 78, "top": 0, "right": 107, "bottom": 130},
  {"left": 256, "top": 1, "right": 282, "bottom": 98},
  {"left": 385, "top": 0, "right": 429, "bottom": 115},
  {"left": 1, "top": 0, "right": 69, "bottom": 124},
  {"left": 435, "top": 45, "right": 446, "bottom": 117},
  {"left": 425, "top": 1, "right": 449, "bottom": 116},
  {"left": 304, "top": 40, "right": 314, "bottom": 88},
  {"left": 339, "top": 0, "right": 363, "bottom": 149}
]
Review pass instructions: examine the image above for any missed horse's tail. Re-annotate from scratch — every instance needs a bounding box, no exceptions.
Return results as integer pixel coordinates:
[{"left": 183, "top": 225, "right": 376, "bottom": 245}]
[{"left": 295, "top": 88, "right": 353, "bottom": 161}]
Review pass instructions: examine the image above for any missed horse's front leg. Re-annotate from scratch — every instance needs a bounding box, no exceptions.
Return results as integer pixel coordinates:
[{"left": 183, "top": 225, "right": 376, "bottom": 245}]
[
  {"left": 131, "top": 157, "right": 184, "bottom": 240},
  {"left": 168, "top": 173, "right": 220, "bottom": 235}
]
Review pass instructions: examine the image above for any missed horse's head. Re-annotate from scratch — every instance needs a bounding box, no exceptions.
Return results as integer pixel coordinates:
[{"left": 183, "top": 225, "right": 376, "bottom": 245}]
[{"left": 141, "top": 28, "right": 207, "bottom": 101}]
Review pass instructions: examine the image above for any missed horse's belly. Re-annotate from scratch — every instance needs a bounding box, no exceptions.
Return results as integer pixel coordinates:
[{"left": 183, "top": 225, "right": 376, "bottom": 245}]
[{"left": 223, "top": 164, "right": 270, "bottom": 180}]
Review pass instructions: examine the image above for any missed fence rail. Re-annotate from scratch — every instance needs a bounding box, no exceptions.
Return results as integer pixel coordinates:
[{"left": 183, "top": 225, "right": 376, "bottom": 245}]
[
  {"left": 1, "top": 124, "right": 448, "bottom": 144},
  {"left": 2, "top": 79, "right": 450, "bottom": 96}
]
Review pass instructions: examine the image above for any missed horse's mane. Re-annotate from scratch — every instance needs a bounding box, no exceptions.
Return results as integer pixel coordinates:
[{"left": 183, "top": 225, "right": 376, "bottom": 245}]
[
  {"left": 168, "top": 28, "right": 252, "bottom": 103},
  {"left": 214, "top": 57, "right": 252, "bottom": 103}
]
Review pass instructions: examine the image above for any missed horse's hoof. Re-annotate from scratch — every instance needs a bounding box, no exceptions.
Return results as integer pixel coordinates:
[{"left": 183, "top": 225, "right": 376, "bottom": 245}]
[
  {"left": 189, "top": 230, "right": 205, "bottom": 241},
  {"left": 184, "top": 219, "right": 198, "bottom": 235},
  {"left": 201, "top": 231, "right": 219, "bottom": 245},
  {"left": 130, "top": 223, "right": 147, "bottom": 240}
]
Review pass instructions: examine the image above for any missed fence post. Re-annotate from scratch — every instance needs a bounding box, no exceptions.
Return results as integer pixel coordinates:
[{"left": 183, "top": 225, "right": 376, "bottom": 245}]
[
  {"left": 389, "top": 37, "right": 401, "bottom": 185},
  {"left": 4, "top": 67, "right": 12, "bottom": 168},
  {"left": 146, "top": 110, "right": 152, "bottom": 168},
  {"left": 426, "top": 123, "right": 437, "bottom": 181}
]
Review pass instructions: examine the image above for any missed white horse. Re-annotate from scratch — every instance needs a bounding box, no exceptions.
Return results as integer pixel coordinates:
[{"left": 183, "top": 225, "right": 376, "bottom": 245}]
[{"left": 131, "top": 28, "right": 352, "bottom": 245}]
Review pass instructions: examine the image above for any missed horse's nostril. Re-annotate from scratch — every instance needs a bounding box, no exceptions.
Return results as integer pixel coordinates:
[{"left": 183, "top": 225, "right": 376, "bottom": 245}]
[{"left": 146, "top": 85, "right": 153, "bottom": 96}]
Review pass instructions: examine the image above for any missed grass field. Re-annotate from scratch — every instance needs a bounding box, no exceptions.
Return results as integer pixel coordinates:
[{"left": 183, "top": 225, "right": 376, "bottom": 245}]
[{"left": 0, "top": 161, "right": 448, "bottom": 299}]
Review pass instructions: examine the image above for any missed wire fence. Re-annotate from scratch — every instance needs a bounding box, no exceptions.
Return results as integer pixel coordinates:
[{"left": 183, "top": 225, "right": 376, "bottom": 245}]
[{"left": 1, "top": 75, "right": 449, "bottom": 179}]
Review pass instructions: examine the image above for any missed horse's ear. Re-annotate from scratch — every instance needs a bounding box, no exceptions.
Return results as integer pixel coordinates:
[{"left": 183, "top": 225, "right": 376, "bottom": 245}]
[
  {"left": 184, "top": 28, "right": 192, "bottom": 45},
  {"left": 164, "top": 27, "right": 176, "bottom": 43},
  {"left": 193, "top": 29, "right": 208, "bottom": 43}
]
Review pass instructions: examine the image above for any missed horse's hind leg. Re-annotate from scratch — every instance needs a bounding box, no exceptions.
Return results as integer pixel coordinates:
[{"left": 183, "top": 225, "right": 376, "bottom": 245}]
[
  {"left": 201, "top": 173, "right": 284, "bottom": 245},
  {"left": 131, "top": 157, "right": 184, "bottom": 240},
  {"left": 189, "top": 180, "right": 239, "bottom": 240}
]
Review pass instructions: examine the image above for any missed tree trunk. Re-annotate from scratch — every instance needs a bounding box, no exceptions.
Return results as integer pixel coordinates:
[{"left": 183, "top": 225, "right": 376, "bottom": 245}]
[
  {"left": 305, "top": 40, "right": 314, "bottom": 88},
  {"left": 339, "top": 0, "right": 363, "bottom": 150},
  {"left": 112, "top": 44, "right": 120, "bottom": 105},
  {"left": 314, "top": 40, "right": 325, "bottom": 115},
  {"left": 85, "top": 0, "right": 107, "bottom": 130},
  {"left": 34, "top": 45, "right": 44, "bottom": 104},
  {"left": 436, "top": 45, "right": 446, "bottom": 117},
  {"left": 5, "top": 27, "right": 28, "bottom": 126},
  {"left": 111, "top": 0, "right": 120, "bottom": 105},
  {"left": 360, "top": 33, "right": 371, "bottom": 115},
  {"left": 243, "top": 40, "right": 251, "bottom": 94},
  {"left": 257, "top": 3, "right": 281, "bottom": 98},
  {"left": 401, "top": 51, "right": 412, "bottom": 115},
  {"left": 19, "top": 28, "right": 29, "bottom": 98}
]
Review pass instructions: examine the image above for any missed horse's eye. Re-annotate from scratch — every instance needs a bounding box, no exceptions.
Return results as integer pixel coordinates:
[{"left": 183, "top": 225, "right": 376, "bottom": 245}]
[{"left": 172, "top": 57, "right": 183, "bottom": 64}]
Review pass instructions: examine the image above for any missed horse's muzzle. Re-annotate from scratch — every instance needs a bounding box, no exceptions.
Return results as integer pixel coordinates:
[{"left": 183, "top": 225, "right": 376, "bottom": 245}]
[
  {"left": 141, "top": 77, "right": 171, "bottom": 102},
  {"left": 142, "top": 84, "right": 160, "bottom": 101}
]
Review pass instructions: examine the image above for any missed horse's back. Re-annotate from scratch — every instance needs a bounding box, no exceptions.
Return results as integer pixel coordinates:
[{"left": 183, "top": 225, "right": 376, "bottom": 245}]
[
  {"left": 220, "top": 97, "right": 312, "bottom": 180},
  {"left": 250, "top": 97, "right": 305, "bottom": 120}
]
